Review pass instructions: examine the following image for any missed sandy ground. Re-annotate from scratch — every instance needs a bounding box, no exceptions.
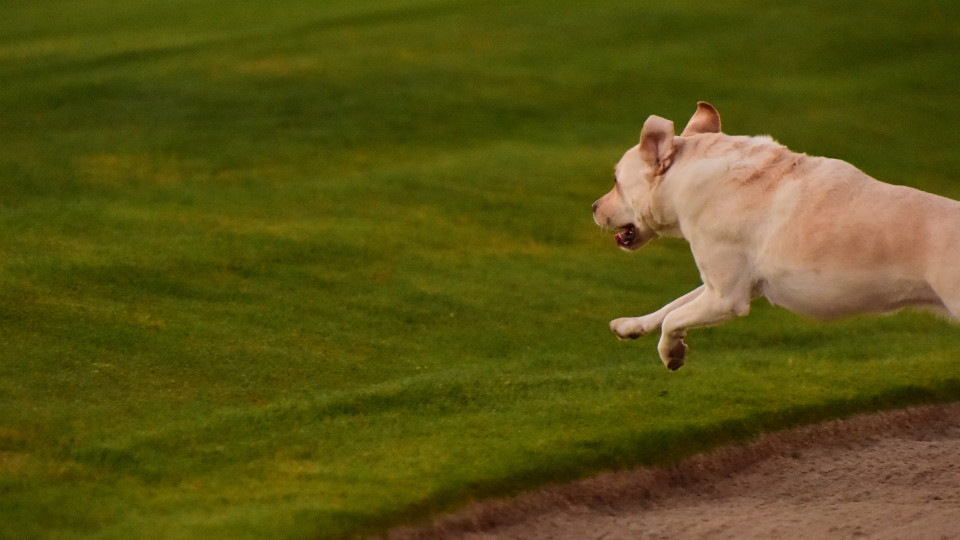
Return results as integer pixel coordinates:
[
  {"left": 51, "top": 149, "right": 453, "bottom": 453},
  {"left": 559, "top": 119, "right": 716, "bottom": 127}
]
[{"left": 387, "top": 403, "right": 960, "bottom": 540}]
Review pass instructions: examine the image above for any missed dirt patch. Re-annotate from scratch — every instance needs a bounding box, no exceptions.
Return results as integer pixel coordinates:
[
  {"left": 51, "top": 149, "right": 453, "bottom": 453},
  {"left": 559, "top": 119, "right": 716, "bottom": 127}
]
[{"left": 387, "top": 403, "right": 960, "bottom": 539}]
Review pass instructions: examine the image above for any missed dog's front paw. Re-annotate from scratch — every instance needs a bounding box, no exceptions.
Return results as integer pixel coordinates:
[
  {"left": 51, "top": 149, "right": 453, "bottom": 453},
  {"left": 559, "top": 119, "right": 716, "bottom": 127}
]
[
  {"left": 610, "top": 317, "right": 652, "bottom": 340},
  {"left": 665, "top": 340, "right": 687, "bottom": 371},
  {"left": 657, "top": 336, "right": 688, "bottom": 371}
]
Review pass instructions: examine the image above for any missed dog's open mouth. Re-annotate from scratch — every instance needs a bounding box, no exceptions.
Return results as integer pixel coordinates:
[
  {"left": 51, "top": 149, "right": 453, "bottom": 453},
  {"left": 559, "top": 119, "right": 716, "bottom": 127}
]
[{"left": 615, "top": 224, "right": 639, "bottom": 249}]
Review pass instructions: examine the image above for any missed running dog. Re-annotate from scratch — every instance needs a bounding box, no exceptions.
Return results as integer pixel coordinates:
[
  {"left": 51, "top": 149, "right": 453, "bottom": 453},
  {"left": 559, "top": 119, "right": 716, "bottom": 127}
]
[{"left": 593, "top": 102, "right": 960, "bottom": 370}]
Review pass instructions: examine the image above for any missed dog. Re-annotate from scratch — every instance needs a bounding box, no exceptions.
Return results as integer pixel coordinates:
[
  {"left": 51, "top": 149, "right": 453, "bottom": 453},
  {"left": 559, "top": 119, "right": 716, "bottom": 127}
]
[{"left": 593, "top": 102, "right": 960, "bottom": 370}]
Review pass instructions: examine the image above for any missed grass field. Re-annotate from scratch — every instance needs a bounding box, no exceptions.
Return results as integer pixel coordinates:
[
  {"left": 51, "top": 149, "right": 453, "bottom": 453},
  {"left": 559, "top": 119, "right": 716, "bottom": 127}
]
[{"left": 2, "top": 1, "right": 960, "bottom": 538}]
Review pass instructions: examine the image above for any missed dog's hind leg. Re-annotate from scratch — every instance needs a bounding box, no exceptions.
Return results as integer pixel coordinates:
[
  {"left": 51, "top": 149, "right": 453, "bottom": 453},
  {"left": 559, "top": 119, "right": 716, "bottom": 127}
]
[
  {"left": 610, "top": 286, "right": 705, "bottom": 340},
  {"left": 924, "top": 259, "right": 960, "bottom": 321},
  {"left": 923, "top": 226, "right": 960, "bottom": 321},
  {"left": 929, "top": 279, "right": 960, "bottom": 322}
]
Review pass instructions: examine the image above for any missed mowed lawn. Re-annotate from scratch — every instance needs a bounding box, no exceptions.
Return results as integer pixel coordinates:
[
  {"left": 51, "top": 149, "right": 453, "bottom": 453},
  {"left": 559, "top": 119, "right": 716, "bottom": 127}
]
[{"left": 2, "top": 1, "right": 960, "bottom": 538}]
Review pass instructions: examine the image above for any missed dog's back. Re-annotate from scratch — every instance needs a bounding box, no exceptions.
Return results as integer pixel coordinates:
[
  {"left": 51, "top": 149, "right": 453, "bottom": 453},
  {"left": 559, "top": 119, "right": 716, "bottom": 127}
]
[{"left": 691, "top": 135, "right": 960, "bottom": 320}]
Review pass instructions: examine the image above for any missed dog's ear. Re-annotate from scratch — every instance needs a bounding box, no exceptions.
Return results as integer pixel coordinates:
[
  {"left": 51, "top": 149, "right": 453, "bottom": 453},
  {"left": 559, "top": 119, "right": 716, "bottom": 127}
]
[
  {"left": 639, "top": 115, "right": 676, "bottom": 177},
  {"left": 680, "top": 102, "right": 721, "bottom": 136}
]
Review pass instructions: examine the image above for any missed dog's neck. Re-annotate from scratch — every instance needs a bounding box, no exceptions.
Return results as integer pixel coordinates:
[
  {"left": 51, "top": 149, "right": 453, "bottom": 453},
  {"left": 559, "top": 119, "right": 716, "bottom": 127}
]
[{"left": 644, "top": 176, "right": 683, "bottom": 238}]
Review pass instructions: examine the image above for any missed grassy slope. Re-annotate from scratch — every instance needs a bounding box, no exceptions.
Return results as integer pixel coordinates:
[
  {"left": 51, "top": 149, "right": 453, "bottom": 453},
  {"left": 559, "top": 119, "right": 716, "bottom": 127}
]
[{"left": 1, "top": 0, "right": 959, "bottom": 538}]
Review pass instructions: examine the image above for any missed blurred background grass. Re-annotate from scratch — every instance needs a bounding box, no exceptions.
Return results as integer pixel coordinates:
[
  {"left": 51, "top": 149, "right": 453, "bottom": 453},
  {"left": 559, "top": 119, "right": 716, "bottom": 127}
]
[{"left": 1, "top": 1, "right": 959, "bottom": 538}]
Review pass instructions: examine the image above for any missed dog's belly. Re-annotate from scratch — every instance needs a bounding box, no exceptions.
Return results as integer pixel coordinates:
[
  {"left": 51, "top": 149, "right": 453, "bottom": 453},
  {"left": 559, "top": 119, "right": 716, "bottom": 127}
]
[{"left": 760, "top": 271, "right": 944, "bottom": 320}]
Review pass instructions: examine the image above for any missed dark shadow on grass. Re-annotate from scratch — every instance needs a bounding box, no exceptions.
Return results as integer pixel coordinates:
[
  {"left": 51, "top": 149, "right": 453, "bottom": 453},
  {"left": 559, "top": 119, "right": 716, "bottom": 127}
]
[{"left": 363, "top": 378, "right": 960, "bottom": 540}]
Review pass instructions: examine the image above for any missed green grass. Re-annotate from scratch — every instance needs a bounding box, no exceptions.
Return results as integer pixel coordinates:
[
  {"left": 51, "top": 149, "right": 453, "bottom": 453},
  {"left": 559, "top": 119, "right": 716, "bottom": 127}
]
[{"left": 1, "top": 0, "right": 960, "bottom": 538}]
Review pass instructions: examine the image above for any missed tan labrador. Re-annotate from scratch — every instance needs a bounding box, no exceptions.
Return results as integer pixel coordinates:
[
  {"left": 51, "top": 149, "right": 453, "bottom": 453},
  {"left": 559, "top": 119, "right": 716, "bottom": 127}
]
[{"left": 593, "top": 102, "right": 960, "bottom": 370}]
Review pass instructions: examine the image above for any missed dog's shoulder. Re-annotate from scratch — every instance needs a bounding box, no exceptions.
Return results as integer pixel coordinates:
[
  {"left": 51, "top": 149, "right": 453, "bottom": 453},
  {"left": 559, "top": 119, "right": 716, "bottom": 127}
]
[
  {"left": 674, "top": 133, "right": 801, "bottom": 189},
  {"left": 678, "top": 132, "right": 780, "bottom": 161}
]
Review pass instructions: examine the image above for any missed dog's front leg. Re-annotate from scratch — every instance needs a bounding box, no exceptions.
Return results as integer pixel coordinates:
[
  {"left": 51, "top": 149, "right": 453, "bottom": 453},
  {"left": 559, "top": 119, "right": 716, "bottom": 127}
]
[
  {"left": 657, "top": 283, "right": 752, "bottom": 371},
  {"left": 610, "top": 285, "right": 705, "bottom": 340}
]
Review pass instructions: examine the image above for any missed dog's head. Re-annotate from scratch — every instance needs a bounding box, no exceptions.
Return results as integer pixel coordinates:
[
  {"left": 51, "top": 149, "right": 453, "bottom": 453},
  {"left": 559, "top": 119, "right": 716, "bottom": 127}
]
[{"left": 592, "top": 102, "right": 721, "bottom": 250}]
